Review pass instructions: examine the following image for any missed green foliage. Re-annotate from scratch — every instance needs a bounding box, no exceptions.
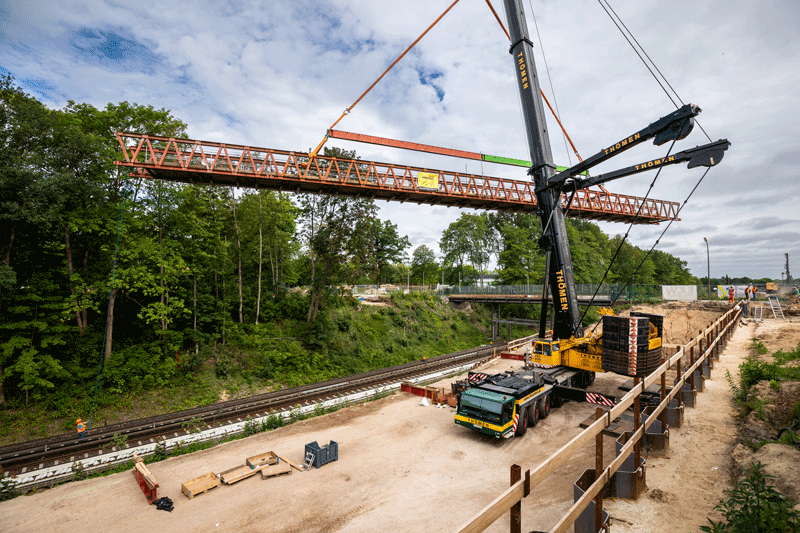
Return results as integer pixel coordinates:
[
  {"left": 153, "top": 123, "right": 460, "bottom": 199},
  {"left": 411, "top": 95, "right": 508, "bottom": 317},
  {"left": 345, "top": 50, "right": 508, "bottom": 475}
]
[
  {"left": 752, "top": 338, "right": 769, "bottom": 355},
  {"left": 71, "top": 461, "right": 87, "bottom": 481},
  {"left": 110, "top": 432, "right": 128, "bottom": 449},
  {"left": 773, "top": 342, "right": 800, "bottom": 365},
  {"left": 182, "top": 417, "right": 206, "bottom": 434},
  {"left": 411, "top": 245, "right": 438, "bottom": 284},
  {"left": 152, "top": 438, "right": 168, "bottom": 461},
  {"left": 264, "top": 414, "right": 285, "bottom": 430},
  {"left": 700, "top": 462, "right": 800, "bottom": 533},
  {"left": 769, "top": 379, "right": 781, "bottom": 392},
  {"left": 0, "top": 474, "right": 22, "bottom": 502},
  {"left": 242, "top": 416, "right": 260, "bottom": 437},
  {"left": 0, "top": 475, "right": 20, "bottom": 501},
  {"left": 740, "top": 360, "right": 781, "bottom": 391}
]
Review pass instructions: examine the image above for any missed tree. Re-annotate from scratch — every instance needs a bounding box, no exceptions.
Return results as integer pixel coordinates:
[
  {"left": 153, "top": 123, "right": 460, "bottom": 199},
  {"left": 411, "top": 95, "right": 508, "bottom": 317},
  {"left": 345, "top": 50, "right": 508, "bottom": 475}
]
[
  {"left": 411, "top": 245, "right": 438, "bottom": 284},
  {"left": 439, "top": 213, "right": 495, "bottom": 286},
  {"left": 238, "top": 190, "right": 298, "bottom": 323},
  {"left": 492, "top": 213, "right": 544, "bottom": 286},
  {"left": 299, "top": 146, "right": 377, "bottom": 321},
  {"left": 368, "top": 220, "right": 410, "bottom": 286}
]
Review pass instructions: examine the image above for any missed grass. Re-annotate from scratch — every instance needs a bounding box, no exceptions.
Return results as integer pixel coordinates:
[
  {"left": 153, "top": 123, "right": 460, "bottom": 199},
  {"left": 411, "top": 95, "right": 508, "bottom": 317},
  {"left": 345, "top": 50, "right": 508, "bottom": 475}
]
[{"left": 0, "top": 293, "right": 489, "bottom": 447}]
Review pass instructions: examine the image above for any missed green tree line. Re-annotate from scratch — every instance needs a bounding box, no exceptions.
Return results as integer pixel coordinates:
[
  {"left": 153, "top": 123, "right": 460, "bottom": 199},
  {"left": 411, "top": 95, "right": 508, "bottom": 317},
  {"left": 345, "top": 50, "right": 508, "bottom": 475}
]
[{"left": 0, "top": 77, "right": 696, "bottom": 410}]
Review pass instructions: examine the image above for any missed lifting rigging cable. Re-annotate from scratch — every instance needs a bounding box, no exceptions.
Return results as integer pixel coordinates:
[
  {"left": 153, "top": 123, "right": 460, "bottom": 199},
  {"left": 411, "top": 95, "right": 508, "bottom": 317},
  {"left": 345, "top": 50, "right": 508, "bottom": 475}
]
[
  {"left": 309, "top": 0, "right": 463, "bottom": 159},
  {"left": 574, "top": 0, "right": 723, "bottom": 324},
  {"left": 89, "top": 174, "right": 131, "bottom": 431}
]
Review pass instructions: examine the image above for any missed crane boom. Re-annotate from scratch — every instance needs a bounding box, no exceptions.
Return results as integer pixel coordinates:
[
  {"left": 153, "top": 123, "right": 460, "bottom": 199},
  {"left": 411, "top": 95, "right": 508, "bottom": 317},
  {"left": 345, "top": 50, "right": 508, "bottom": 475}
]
[{"left": 502, "top": 0, "right": 583, "bottom": 340}]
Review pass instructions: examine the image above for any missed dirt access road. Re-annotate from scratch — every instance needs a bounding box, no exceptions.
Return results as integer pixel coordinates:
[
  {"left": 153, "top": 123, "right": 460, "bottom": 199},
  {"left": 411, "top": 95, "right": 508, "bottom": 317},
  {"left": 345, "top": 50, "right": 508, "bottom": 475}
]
[{"left": 0, "top": 303, "right": 791, "bottom": 533}]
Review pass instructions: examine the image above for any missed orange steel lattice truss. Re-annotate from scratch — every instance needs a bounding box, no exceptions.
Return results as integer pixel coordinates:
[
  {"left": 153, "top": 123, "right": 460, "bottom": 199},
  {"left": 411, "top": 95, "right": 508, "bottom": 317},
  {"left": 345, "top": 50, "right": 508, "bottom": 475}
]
[{"left": 114, "top": 132, "right": 679, "bottom": 224}]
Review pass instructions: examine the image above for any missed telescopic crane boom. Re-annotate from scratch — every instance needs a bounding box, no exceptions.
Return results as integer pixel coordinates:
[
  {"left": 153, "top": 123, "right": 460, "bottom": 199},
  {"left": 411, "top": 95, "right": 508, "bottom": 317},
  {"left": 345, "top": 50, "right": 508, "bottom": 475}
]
[{"left": 501, "top": 0, "right": 729, "bottom": 352}]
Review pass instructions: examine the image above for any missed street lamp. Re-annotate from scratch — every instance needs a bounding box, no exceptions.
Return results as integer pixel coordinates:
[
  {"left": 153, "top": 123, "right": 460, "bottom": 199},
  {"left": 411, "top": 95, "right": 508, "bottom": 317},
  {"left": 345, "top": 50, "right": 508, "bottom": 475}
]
[{"left": 703, "top": 237, "right": 710, "bottom": 300}]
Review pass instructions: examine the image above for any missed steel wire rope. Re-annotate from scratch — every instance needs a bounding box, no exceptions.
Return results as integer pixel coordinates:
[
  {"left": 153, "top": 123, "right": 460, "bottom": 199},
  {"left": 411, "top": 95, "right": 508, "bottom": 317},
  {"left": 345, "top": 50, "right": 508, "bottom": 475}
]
[
  {"left": 89, "top": 173, "right": 131, "bottom": 431},
  {"left": 577, "top": 139, "right": 677, "bottom": 326},
  {"left": 587, "top": 165, "right": 714, "bottom": 336},
  {"left": 597, "top": 0, "right": 712, "bottom": 143},
  {"left": 528, "top": 0, "right": 579, "bottom": 166},
  {"left": 309, "top": 0, "right": 462, "bottom": 158}
]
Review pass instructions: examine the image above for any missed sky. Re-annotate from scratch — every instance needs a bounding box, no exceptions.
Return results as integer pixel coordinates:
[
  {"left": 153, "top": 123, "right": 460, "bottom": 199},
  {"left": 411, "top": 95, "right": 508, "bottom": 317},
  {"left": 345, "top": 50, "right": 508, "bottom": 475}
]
[{"left": 2, "top": 0, "right": 799, "bottom": 282}]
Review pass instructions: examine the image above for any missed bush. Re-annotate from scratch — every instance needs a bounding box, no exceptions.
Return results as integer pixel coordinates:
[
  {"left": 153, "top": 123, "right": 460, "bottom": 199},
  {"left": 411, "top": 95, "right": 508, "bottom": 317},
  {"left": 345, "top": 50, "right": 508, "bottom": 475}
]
[
  {"left": 701, "top": 462, "right": 800, "bottom": 532},
  {"left": 740, "top": 360, "right": 781, "bottom": 391}
]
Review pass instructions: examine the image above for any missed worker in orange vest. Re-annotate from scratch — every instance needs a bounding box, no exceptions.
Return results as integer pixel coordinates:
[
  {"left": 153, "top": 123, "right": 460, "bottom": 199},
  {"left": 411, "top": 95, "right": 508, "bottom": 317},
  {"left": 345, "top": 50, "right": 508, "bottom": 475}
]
[
  {"left": 728, "top": 286, "right": 734, "bottom": 303},
  {"left": 752, "top": 285, "right": 758, "bottom": 301},
  {"left": 76, "top": 418, "right": 86, "bottom": 440}
]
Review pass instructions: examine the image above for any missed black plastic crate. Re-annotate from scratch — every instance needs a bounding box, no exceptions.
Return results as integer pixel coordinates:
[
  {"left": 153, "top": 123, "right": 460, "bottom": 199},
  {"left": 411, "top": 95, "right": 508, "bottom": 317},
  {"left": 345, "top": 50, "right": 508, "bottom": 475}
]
[{"left": 305, "top": 440, "right": 338, "bottom": 469}]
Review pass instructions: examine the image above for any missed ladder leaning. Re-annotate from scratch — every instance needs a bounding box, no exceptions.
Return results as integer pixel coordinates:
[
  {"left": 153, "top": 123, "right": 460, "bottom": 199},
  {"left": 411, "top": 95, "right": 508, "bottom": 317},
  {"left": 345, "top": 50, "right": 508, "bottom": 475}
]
[{"left": 768, "top": 296, "right": 786, "bottom": 321}]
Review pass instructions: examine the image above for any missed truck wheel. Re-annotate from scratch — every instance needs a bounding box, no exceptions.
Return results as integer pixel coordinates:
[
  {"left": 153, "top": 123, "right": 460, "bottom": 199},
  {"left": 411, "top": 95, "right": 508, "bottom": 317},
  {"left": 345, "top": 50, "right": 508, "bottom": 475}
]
[
  {"left": 528, "top": 403, "right": 539, "bottom": 427},
  {"left": 540, "top": 395, "right": 551, "bottom": 418},
  {"left": 515, "top": 408, "right": 528, "bottom": 436},
  {"left": 577, "top": 370, "right": 593, "bottom": 389}
]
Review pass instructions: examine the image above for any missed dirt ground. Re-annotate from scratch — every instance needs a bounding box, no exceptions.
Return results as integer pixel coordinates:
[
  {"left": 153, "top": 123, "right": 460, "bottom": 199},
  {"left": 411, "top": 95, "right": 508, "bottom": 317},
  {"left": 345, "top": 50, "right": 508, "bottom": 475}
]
[{"left": 1, "top": 303, "right": 798, "bottom": 533}]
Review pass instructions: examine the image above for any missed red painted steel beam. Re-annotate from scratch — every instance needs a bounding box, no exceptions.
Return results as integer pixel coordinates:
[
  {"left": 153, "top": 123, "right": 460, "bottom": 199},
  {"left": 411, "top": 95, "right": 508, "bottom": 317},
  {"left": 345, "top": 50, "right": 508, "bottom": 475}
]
[
  {"left": 113, "top": 132, "right": 679, "bottom": 224},
  {"left": 328, "top": 129, "right": 482, "bottom": 161}
]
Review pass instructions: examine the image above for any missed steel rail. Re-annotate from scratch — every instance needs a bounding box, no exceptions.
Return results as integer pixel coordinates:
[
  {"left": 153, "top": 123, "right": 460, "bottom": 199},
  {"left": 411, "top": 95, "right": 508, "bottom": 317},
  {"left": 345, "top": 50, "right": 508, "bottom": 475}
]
[
  {"left": 0, "top": 341, "right": 507, "bottom": 490},
  {"left": 113, "top": 133, "right": 679, "bottom": 225}
]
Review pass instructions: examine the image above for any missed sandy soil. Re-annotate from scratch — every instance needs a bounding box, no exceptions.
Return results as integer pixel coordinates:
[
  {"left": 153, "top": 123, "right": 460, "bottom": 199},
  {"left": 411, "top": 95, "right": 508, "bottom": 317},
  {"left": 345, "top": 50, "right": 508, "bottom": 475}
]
[{"left": 1, "top": 305, "right": 797, "bottom": 533}]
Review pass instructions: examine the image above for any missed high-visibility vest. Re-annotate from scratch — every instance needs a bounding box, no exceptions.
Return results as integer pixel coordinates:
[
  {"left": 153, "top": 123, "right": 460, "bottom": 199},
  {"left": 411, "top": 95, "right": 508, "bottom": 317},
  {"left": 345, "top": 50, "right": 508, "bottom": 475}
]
[{"left": 77, "top": 422, "right": 85, "bottom": 433}]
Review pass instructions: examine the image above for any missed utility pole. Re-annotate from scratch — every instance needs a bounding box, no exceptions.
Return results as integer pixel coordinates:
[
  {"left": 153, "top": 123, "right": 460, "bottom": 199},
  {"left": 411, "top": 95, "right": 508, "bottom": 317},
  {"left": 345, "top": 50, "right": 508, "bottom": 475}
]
[
  {"left": 704, "top": 237, "right": 710, "bottom": 300},
  {"left": 784, "top": 253, "right": 792, "bottom": 283}
]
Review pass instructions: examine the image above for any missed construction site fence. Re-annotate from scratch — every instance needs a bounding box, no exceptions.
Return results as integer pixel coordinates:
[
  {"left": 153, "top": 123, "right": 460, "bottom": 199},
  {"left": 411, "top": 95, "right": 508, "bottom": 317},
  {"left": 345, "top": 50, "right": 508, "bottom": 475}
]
[
  {"left": 353, "top": 284, "right": 666, "bottom": 301},
  {"left": 444, "top": 284, "right": 663, "bottom": 301},
  {"left": 454, "top": 303, "right": 742, "bottom": 533}
]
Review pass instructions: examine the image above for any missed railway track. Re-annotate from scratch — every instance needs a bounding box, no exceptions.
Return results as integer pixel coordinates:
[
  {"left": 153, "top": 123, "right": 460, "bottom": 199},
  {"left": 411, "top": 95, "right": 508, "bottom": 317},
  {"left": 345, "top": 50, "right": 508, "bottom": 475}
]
[{"left": 0, "top": 341, "right": 507, "bottom": 492}]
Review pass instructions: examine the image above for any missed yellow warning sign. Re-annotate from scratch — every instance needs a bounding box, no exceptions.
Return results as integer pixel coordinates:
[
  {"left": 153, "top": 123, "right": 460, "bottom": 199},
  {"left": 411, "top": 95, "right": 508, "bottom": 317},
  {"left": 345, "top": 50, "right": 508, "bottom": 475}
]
[{"left": 418, "top": 172, "right": 439, "bottom": 190}]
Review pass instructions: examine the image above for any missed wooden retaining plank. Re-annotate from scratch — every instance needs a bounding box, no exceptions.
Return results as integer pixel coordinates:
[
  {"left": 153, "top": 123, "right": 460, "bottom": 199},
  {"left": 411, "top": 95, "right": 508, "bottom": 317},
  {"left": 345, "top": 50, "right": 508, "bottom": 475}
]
[
  {"left": 220, "top": 464, "right": 265, "bottom": 485},
  {"left": 277, "top": 455, "right": 308, "bottom": 472},
  {"left": 260, "top": 461, "right": 292, "bottom": 479}
]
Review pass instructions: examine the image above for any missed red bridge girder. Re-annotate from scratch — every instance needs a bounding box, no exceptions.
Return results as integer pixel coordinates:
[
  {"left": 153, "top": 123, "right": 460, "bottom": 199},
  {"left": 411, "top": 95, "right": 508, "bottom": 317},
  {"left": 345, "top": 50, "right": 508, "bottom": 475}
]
[{"left": 113, "top": 132, "right": 679, "bottom": 224}]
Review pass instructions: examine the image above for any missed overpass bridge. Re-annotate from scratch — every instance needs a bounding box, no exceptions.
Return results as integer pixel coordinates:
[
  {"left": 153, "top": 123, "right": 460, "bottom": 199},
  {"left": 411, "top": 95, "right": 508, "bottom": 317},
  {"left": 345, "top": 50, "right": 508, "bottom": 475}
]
[{"left": 114, "top": 132, "right": 680, "bottom": 224}]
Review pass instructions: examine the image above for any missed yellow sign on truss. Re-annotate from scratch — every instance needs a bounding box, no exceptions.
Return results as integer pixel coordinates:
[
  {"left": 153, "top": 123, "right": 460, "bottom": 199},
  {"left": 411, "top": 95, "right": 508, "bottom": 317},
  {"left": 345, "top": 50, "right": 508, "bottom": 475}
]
[{"left": 417, "top": 171, "right": 439, "bottom": 190}]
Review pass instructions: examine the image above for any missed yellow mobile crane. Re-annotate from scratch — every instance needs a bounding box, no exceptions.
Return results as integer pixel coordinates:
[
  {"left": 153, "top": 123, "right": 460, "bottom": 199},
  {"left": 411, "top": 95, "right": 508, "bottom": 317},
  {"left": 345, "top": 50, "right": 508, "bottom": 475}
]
[{"left": 455, "top": 0, "right": 729, "bottom": 438}]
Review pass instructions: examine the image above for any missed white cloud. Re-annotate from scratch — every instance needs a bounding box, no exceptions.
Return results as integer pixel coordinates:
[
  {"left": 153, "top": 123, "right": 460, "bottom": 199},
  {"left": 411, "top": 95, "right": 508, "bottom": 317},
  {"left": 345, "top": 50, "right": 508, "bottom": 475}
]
[{"left": 1, "top": 0, "right": 798, "bottom": 279}]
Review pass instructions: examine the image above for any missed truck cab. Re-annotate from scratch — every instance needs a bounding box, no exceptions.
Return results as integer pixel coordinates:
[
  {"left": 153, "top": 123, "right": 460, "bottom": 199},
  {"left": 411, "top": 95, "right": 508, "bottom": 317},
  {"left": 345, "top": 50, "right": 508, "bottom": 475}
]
[
  {"left": 455, "top": 372, "right": 552, "bottom": 438},
  {"left": 455, "top": 388, "right": 517, "bottom": 438}
]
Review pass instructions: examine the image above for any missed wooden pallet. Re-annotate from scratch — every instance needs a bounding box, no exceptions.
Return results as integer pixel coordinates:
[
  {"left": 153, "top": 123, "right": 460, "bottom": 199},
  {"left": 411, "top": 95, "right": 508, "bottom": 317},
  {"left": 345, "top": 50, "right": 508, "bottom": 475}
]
[
  {"left": 220, "top": 463, "right": 266, "bottom": 485},
  {"left": 246, "top": 451, "right": 278, "bottom": 469},
  {"left": 181, "top": 472, "right": 220, "bottom": 499},
  {"left": 260, "top": 461, "right": 292, "bottom": 479},
  {"left": 132, "top": 455, "right": 159, "bottom": 504}
]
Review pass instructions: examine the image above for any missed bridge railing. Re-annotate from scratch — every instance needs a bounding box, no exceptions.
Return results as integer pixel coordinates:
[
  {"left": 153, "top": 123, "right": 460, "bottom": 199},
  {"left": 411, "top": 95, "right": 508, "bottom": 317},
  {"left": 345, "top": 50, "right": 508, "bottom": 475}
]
[{"left": 443, "top": 284, "right": 662, "bottom": 301}]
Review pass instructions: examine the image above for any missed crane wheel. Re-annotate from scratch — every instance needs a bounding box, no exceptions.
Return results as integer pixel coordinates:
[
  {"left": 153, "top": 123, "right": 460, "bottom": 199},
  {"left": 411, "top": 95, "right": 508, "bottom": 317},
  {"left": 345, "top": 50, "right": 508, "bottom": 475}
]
[
  {"left": 528, "top": 403, "right": 539, "bottom": 427},
  {"left": 540, "top": 395, "right": 551, "bottom": 418},
  {"left": 516, "top": 408, "right": 528, "bottom": 436},
  {"left": 587, "top": 371, "right": 596, "bottom": 386}
]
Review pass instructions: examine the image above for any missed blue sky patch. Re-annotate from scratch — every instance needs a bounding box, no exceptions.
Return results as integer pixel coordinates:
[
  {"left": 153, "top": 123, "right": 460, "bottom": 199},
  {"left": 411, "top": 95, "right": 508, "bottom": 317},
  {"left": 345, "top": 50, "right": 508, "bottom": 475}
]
[
  {"left": 69, "top": 28, "right": 161, "bottom": 73},
  {"left": 417, "top": 68, "right": 444, "bottom": 101}
]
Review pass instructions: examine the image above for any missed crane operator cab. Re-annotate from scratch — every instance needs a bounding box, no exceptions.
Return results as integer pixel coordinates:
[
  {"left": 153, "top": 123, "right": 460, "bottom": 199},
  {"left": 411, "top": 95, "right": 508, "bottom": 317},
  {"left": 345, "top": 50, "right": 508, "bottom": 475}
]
[{"left": 531, "top": 340, "right": 561, "bottom": 366}]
